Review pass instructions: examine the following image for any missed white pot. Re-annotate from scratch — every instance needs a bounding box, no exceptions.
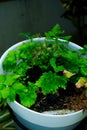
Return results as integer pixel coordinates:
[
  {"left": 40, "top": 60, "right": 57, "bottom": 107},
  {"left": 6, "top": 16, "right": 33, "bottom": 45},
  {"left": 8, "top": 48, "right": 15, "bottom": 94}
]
[{"left": 0, "top": 38, "right": 87, "bottom": 130}]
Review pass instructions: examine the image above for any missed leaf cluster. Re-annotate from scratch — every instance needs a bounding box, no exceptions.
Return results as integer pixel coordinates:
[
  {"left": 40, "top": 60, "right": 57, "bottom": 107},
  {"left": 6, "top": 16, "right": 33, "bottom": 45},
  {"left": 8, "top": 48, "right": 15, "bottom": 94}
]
[{"left": 0, "top": 24, "right": 87, "bottom": 108}]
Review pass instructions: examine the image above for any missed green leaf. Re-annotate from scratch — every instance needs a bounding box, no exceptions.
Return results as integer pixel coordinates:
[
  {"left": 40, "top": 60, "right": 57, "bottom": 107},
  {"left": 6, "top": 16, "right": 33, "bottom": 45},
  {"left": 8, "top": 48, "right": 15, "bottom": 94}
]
[
  {"left": 45, "top": 24, "right": 64, "bottom": 39},
  {"left": 36, "top": 71, "right": 67, "bottom": 95},
  {"left": 3, "top": 50, "right": 16, "bottom": 71},
  {"left": 0, "top": 84, "right": 6, "bottom": 90},
  {"left": 60, "top": 35, "right": 72, "bottom": 40},
  {"left": 5, "top": 74, "right": 20, "bottom": 86},
  {"left": 45, "top": 24, "right": 71, "bottom": 41},
  {"left": 12, "top": 82, "right": 27, "bottom": 93},
  {"left": 20, "top": 93, "right": 37, "bottom": 107},
  {"left": 14, "top": 62, "right": 29, "bottom": 76},
  {"left": 0, "top": 75, "right": 6, "bottom": 83},
  {"left": 0, "top": 91, "right": 1, "bottom": 99},
  {"left": 9, "top": 87, "right": 16, "bottom": 101},
  {"left": 20, "top": 32, "right": 31, "bottom": 39},
  {"left": 80, "top": 45, "right": 87, "bottom": 55},
  {"left": 19, "top": 82, "right": 38, "bottom": 107},
  {"left": 63, "top": 50, "right": 79, "bottom": 62},
  {"left": 1, "top": 87, "right": 10, "bottom": 99},
  {"left": 28, "top": 82, "right": 38, "bottom": 92},
  {"left": 80, "top": 66, "right": 87, "bottom": 76},
  {"left": 0, "top": 75, "right": 7, "bottom": 90},
  {"left": 50, "top": 58, "right": 64, "bottom": 72}
]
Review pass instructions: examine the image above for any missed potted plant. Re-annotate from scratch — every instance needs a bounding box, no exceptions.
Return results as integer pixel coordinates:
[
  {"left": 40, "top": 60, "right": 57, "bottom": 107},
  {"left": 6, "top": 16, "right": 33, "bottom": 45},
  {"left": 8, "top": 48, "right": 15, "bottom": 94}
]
[{"left": 0, "top": 24, "right": 87, "bottom": 130}]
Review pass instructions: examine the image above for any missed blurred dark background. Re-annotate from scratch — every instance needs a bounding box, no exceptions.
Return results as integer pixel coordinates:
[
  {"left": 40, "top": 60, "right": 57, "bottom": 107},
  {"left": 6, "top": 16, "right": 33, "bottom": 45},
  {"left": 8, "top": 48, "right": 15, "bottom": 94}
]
[
  {"left": 0, "top": 0, "right": 87, "bottom": 129},
  {"left": 0, "top": 0, "right": 87, "bottom": 57}
]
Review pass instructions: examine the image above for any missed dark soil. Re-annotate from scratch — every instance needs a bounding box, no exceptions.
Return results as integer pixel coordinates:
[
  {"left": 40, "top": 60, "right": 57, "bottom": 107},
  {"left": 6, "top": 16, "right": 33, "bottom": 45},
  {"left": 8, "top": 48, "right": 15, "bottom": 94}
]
[
  {"left": 17, "top": 66, "right": 87, "bottom": 113},
  {"left": 30, "top": 87, "right": 87, "bottom": 112}
]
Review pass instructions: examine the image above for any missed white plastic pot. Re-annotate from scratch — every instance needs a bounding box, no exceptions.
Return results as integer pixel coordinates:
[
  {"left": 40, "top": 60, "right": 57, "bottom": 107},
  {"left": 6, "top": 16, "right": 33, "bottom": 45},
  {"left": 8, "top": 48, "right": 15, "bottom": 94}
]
[{"left": 0, "top": 38, "right": 87, "bottom": 130}]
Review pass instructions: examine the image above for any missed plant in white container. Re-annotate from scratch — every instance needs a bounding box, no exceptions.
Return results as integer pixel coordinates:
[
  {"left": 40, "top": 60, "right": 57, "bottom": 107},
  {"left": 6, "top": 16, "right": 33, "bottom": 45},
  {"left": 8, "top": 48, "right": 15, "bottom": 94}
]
[{"left": 0, "top": 24, "right": 87, "bottom": 130}]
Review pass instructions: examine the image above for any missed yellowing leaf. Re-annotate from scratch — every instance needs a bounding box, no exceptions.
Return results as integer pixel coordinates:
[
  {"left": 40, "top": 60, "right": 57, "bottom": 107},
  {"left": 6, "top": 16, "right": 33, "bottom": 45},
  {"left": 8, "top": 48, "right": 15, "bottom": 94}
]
[
  {"left": 85, "top": 83, "right": 87, "bottom": 88},
  {"left": 63, "top": 70, "right": 75, "bottom": 78},
  {"left": 75, "top": 77, "right": 86, "bottom": 88}
]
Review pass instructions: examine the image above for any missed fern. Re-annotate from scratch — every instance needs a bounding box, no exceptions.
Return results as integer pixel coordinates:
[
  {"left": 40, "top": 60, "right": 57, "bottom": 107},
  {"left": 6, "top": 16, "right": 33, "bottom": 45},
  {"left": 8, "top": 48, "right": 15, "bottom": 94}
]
[{"left": 0, "top": 24, "right": 87, "bottom": 108}]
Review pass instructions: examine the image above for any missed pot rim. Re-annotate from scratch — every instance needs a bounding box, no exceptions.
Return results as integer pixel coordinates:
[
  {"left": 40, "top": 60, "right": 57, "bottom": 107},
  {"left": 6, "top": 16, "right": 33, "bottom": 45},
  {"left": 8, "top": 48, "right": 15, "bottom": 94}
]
[{"left": 8, "top": 100, "right": 85, "bottom": 117}]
